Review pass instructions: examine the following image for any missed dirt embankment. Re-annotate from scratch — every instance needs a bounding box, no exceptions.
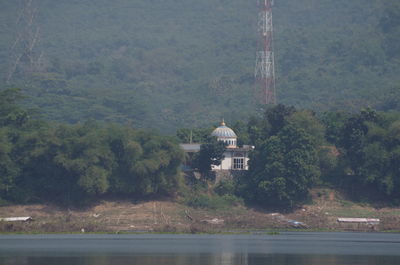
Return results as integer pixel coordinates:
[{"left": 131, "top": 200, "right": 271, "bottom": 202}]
[{"left": 1, "top": 189, "right": 400, "bottom": 233}]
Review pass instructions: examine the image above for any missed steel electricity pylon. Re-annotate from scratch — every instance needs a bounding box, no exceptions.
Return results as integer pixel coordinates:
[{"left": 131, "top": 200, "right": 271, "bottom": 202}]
[
  {"left": 6, "top": 0, "right": 43, "bottom": 83},
  {"left": 255, "top": 0, "right": 276, "bottom": 105}
]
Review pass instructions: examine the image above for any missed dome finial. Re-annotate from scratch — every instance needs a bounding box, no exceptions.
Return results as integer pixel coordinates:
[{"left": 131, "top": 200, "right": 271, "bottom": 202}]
[{"left": 221, "top": 118, "right": 226, "bottom": 126}]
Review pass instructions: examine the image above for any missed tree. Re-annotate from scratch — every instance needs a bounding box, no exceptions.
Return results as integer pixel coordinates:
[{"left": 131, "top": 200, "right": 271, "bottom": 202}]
[
  {"left": 335, "top": 109, "right": 400, "bottom": 200},
  {"left": 194, "top": 137, "right": 226, "bottom": 175},
  {"left": 287, "top": 110, "right": 326, "bottom": 145},
  {"left": 320, "top": 111, "right": 349, "bottom": 145},
  {"left": 247, "top": 125, "right": 320, "bottom": 208},
  {"left": 176, "top": 128, "right": 212, "bottom": 143},
  {"left": 336, "top": 109, "right": 380, "bottom": 191},
  {"left": 264, "top": 104, "right": 296, "bottom": 137},
  {"left": 0, "top": 128, "right": 18, "bottom": 200},
  {"left": 128, "top": 132, "right": 184, "bottom": 196},
  {"left": 0, "top": 87, "right": 31, "bottom": 202},
  {"left": 0, "top": 88, "right": 29, "bottom": 127},
  {"left": 0, "top": 88, "right": 185, "bottom": 205},
  {"left": 107, "top": 125, "right": 184, "bottom": 197},
  {"left": 17, "top": 122, "right": 114, "bottom": 204},
  {"left": 247, "top": 104, "right": 296, "bottom": 146}
]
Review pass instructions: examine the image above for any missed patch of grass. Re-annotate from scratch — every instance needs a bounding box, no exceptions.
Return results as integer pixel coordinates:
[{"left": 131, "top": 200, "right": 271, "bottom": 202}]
[
  {"left": 338, "top": 200, "right": 355, "bottom": 208},
  {"left": 184, "top": 194, "right": 243, "bottom": 210},
  {"left": 383, "top": 210, "right": 400, "bottom": 216},
  {"left": 329, "top": 208, "right": 377, "bottom": 218}
]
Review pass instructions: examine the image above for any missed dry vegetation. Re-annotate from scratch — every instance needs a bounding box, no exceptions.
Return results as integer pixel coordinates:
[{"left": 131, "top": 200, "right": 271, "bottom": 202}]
[{"left": 1, "top": 189, "right": 400, "bottom": 233}]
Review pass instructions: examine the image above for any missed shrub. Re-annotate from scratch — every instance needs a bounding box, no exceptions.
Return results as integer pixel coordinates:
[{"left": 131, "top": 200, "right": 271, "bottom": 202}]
[
  {"left": 185, "top": 193, "right": 243, "bottom": 210},
  {"left": 214, "top": 179, "right": 235, "bottom": 196}
]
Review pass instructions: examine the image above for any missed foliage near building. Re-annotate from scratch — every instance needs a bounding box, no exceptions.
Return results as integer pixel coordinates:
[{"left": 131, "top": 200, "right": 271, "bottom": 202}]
[
  {"left": 2, "top": 89, "right": 400, "bottom": 208},
  {"left": 0, "top": 88, "right": 184, "bottom": 205},
  {"left": 334, "top": 109, "right": 400, "bottom": 201},
  {"left": 235, "top": 105, "right": 321, "bottom": 208}
]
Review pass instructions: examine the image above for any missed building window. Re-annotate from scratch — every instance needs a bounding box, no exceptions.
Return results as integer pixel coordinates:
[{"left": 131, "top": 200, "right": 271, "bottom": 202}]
[{"left": 233, "top": 158, "right": 244, "bottom": 170}]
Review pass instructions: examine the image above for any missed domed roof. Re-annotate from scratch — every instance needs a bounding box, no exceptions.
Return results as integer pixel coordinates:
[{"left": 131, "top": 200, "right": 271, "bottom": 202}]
[{"left": 211, "top": 120, "right": 237, "bottom": 138}]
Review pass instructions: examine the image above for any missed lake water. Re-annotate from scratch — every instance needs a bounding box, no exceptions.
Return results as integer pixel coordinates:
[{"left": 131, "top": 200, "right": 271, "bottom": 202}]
[{"left": 0, "top": 232, "right": 400, "bottom": 265}]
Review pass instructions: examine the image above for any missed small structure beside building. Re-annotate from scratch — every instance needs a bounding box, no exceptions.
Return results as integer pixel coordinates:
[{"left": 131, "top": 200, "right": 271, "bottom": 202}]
[
  {"left": 337, "top": 217, "right": 380, "bottom": 230},
  {"left": 337, "top": 217, "right": 380, "bottom": 224},
  {"left": 0, "top": 216, "right": 33, "bottom": 222}
]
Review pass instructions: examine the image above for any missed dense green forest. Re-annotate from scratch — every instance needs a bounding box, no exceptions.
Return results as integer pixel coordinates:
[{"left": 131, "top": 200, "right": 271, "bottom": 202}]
[
  {"left": 1, "top": 88, "right": 400, "bottom": 208},
  {"left": 241, "top": 106, "right": 400, "bottom": 207},
  {"left": 0, "top": 88, "right": 184, "bottom": 205},
  {"left": 179, "top": 105, "right": 400, "bottom": 208},
  {"left": 1, "top": 0, "right": 400, "bottom": 132},
  {"left": 1, "top": 0, "right": 400, "bottom": 208}
]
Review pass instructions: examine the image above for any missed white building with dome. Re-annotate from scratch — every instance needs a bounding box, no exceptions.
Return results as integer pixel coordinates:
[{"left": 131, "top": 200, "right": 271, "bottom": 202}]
[
  {"left": 180, "top": 120, "right": 253, "bottom": 171},
  {"left": 210, "top": 120, "right": 238, "bottom": 148},
  {"left": 210, "top": 120, "right": 253, "bottom": 171}
]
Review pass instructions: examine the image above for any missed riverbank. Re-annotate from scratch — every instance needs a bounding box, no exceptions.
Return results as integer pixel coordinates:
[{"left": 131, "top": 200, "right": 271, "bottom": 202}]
[{"left": 1, "top": 189, "right": 399, "bottom": 233}]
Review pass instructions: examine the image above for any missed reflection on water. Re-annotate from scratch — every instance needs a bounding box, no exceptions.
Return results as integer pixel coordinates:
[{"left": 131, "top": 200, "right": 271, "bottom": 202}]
[
  {"left": 3, "top": 254, "right": 400, "bottom": 265},
  {"left": 1, "top": 233, "right": 400, "bottom": 265}
]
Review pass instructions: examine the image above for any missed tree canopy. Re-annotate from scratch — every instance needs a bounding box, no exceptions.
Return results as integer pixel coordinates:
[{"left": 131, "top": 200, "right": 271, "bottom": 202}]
[
  {"left": 1, "top": 0, "right": 400, "bottom": 132},
  {"left": 0, "top": 88, "right": 184, "bottom": 205},
  {"left": 2, "top": 88, "right": 400, "bottom": 208},
  {"left": 239, "top": 106, "right": 321, "bottom": 208}
]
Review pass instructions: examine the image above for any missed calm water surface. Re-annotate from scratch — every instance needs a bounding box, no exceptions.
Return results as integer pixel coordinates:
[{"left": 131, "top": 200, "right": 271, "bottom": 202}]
[{"left": 0, "top": 232, "right": 400, "bottom": 265}]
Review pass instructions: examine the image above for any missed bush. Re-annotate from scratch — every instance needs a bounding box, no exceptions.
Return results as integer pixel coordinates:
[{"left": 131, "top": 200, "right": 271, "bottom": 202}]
[
  {"left": 214, "top": 179, "right": 235, "bottom": 196},
  {"left": 220, "top": 194, "right": 244, "bottom": 206},
  {"left": 185, "top": 193, "right": 243, "bottom": 210}
]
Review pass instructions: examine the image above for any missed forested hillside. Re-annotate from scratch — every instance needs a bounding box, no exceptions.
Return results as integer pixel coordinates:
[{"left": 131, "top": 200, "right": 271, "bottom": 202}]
[
  {"left": 1, "top": 0, "right": 400, "bottom": 132},
  {"left": 3, "top": 87, "right": 400, "bottom": 208}
]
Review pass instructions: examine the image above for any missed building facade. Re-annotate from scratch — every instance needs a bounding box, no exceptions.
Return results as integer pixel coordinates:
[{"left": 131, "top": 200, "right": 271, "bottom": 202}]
[
  {"left": 180, "top": 120, "right": 253, "bottom": 171},
  {"left": 210, "top": 120, "right": 252, "bottom": 171}
]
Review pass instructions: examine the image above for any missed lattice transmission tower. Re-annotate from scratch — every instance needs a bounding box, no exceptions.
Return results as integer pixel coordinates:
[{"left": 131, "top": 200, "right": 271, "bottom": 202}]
[
  {"left": 255, "top": 0, "right": 276, "bottom": 105},
  {"left": 6, "top": 0, "right": 43, "bottom": 83}
]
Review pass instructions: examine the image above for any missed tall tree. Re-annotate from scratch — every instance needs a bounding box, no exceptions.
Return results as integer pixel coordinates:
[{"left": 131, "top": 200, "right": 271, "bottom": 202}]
[
  {"left": 335, "top": 109, "right": 400, "bottom": 200},
  {"left": 247, "top": 125, "right": 320, "bottom": 208}
]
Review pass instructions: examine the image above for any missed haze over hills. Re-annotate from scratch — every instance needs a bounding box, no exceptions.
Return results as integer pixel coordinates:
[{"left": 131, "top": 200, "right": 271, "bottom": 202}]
[{"left": 1, "top": 0, "right": 400, "bottom": 133}]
